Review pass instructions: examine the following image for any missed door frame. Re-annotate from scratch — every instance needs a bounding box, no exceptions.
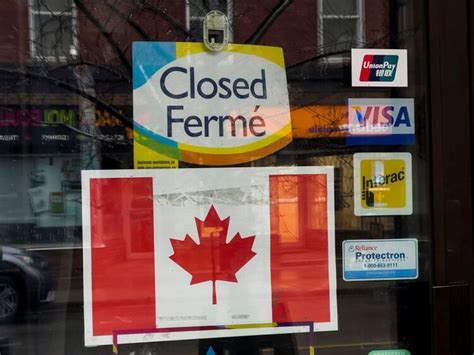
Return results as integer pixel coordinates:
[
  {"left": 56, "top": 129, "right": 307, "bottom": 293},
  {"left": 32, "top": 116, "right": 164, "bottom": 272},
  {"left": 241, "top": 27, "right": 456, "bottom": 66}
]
[{"left": 428, "top": 0, "right": 473, "bottom": 353}]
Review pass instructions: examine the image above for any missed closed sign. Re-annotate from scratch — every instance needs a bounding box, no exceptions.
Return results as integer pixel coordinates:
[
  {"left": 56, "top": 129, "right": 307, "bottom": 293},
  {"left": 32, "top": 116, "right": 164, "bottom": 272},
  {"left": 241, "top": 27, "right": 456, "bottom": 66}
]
[{"left": 133, "top": 42, "right": 292, "bottom": 166}]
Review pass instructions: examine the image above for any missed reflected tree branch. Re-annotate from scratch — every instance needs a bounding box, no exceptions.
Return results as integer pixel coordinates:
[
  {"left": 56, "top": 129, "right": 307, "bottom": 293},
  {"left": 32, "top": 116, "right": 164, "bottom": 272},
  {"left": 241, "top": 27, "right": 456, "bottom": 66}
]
[
  {"left": 287, "top": 23, "right": 421, "bottom": 71},
  {"left": 49, "top": 61, "right": 131, "bottom": 83},
  {"left": 104, "top": 0, "right": 150, "bottom": 41},
  {"left": 286, "top": 49, "right": 350, "bottom": 71},
  {"left": 73, "top": 0, "right": 132, "bottom": 73},
  {"left": 138, "top": 0, "right": 193, "bottom": 40},
  {"left": 245, "top": 0, "right": 293, "bottom": 44}
]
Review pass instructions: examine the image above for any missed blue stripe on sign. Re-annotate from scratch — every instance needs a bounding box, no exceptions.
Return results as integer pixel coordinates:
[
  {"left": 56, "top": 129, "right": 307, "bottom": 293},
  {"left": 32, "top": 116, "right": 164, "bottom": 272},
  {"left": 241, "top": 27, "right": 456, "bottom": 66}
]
[
  {"left": 134, "top": 122, "right": 178, "bottom": 148},
  {"left": 346, "top": 134, "right": 415, "bottom": 145},
  {"left": 133, "top": 42, "right": 176, "bottom": 89},
  {"left": 344, "top": 269, "right": 417, "bottom": 280}
]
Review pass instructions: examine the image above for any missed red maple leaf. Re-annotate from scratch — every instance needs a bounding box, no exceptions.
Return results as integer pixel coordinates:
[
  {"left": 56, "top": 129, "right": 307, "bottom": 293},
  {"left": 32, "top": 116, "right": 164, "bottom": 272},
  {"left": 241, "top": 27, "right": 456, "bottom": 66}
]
[{"left": 169, "top": 205, "right": 256, "bottom": 305}]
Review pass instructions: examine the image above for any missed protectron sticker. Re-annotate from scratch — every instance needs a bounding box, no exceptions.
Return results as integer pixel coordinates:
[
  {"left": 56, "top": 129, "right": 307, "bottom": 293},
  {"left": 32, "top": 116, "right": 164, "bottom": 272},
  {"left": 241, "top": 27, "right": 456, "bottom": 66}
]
[{"left": 343, "top": 239, "right": 418, "bottom": 281}]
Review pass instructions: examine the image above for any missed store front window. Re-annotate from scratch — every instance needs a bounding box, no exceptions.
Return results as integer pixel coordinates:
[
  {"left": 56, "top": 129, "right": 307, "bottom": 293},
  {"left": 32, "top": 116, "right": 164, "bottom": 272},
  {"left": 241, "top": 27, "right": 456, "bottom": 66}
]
[
  {"left": 317, "top": 0, "right": 364, "bottom": 56},
  {"left": 0, "top": 0, "right": 457, "bottom": 354},
  {"left": 29, "top": 0, "right": 77, "bottom": 60}
]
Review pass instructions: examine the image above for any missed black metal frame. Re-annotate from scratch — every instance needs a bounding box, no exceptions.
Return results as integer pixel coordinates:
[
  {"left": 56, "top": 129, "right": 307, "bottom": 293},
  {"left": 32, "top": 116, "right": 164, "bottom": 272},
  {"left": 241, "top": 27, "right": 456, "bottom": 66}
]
[{"left": 428, "top": 0, "right": 473, "bottom": 353}]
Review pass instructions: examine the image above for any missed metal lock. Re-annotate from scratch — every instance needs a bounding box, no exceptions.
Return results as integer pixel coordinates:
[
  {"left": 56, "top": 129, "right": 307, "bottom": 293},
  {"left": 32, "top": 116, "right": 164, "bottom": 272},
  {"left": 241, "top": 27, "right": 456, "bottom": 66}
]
[{"left": 203, "top": 10, "right": 229, "bottom": 52}]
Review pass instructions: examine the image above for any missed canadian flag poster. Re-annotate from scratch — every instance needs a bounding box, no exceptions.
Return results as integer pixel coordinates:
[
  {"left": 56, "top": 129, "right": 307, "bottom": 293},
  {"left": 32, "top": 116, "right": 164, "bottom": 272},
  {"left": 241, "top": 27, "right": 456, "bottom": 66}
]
[{"left": 82, "top": 167, "right": 337, "bottom": 346}]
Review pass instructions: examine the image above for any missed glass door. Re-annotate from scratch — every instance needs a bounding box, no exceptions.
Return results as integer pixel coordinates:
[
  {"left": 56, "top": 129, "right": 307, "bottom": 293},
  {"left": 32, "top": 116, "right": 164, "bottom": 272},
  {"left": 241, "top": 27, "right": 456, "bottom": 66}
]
[{"left": 0, "top": 0, "right": 455, "bottom": 354}]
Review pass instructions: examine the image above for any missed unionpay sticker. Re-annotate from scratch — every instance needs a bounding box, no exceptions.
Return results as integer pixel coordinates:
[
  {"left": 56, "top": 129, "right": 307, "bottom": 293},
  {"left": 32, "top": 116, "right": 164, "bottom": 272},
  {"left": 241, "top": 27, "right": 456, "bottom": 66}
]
[
  {"left": 353, "top": 152, "right": 412, "bottom": 216},
  {"left": 343, "top": 239, "right": 418, "bottom": 281},
  {"left": 352, "top": 48, "right": 408, "bottom": 87}
]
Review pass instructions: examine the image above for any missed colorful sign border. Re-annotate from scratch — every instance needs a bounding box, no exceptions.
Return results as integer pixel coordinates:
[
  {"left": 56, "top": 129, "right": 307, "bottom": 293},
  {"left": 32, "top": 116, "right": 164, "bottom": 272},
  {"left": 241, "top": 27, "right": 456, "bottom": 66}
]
[{"left": 133, "top": 42, "right": 292, "bottom": 167}]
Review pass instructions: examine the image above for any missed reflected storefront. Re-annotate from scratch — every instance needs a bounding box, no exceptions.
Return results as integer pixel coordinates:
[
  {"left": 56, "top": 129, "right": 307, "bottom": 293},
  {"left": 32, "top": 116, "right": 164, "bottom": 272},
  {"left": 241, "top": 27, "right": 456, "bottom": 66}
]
[{"left": 0, "top": 0, "right": 472, "bottom": 355}]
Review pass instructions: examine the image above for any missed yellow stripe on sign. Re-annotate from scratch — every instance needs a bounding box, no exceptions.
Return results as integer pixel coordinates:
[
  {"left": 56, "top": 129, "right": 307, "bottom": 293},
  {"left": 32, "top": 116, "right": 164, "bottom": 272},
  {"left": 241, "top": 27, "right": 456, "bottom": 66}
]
[
  {"left": 176, "top": 42, "right": 207, "bottom": 59},
  {"left": 179, "top": 124, "right": 292, "bottom": 155},
  {"left": 309, "top": 346, "right": 315, "bottom": 355},
  {"left": 180, "top": 133, "right": 291, "bottom": 165},
  {"left": 176, "top": 43, "right": 285, "bottom": 68},
  {"left": 133, "top": 141, "right": 178, "bottom": 169},
  {"left": 223, "top": 44, "right": 285, "bottom": 68},
  {"left": 225, "top": 323, "right": 277, "bottom": 329}
]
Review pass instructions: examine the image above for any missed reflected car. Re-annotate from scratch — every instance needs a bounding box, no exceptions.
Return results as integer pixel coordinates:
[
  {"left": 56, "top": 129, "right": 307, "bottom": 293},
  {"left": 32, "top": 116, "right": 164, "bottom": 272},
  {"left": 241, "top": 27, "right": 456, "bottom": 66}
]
[{"left": 0, "top": 246, "right": 55, "bottom": 323}]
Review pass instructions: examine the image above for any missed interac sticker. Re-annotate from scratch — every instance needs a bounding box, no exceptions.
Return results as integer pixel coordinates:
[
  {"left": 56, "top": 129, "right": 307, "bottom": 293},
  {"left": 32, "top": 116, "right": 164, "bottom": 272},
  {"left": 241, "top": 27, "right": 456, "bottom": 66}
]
[
  {"left": 133, "top": 42, "right": 292, "bottom": 167},
  {"left": 353, "top": 152, "right": 413, "bottom": 216}
]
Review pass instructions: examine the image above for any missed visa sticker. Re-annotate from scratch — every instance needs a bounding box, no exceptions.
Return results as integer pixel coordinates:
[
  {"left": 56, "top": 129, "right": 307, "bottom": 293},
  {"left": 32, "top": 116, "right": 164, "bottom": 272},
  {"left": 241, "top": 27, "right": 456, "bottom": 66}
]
[{"left": 346, "top": 98, "right": 415, "bottom": 145}]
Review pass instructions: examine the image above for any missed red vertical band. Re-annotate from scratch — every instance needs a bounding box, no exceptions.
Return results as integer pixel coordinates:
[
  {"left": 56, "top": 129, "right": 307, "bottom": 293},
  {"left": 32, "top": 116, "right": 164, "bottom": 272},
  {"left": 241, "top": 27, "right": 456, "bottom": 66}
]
[
  {"left": 90, "top": 177, "right": 155, "bottom": 336},
  {"left": 270, "top": 174, "right": 330, "bottom": 323},
  {"left": 359, "top": 54, "right": 373, "bottom": 81}
]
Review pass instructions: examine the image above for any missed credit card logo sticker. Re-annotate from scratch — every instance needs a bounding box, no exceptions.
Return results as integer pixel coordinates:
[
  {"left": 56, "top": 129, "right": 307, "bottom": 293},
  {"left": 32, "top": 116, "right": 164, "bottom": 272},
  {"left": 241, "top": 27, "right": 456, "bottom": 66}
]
[
  {"left": 361, "top": 160, "right": 406, "bottom": 208},
  {"left": 359, "top": 55, "right": 398, "bottom": 82},
  {"left": 347, "top": 99, "right": 415, "bottom": 145},
  {"left": 352, "top": 49, "right": 408, "bottom": 87},
  {"left": 353, "top": 153, "right": 413, "bottom": 216}
]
